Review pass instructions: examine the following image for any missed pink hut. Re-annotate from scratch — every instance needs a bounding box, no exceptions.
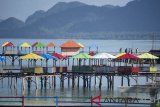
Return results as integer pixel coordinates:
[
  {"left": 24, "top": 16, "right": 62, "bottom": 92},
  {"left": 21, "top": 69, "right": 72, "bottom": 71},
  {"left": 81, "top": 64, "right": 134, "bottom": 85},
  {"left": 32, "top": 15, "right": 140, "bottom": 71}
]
[{"left": 60, "top": 40, "right": 81, "bottom": 57}]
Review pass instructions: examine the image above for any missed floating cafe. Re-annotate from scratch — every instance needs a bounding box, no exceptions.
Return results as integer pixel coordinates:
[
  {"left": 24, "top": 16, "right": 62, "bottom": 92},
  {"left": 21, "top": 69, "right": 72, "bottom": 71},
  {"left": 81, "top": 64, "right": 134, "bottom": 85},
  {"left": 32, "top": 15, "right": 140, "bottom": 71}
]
[{"left": 0, "top": 40, "right": 160, "bottom": 106}]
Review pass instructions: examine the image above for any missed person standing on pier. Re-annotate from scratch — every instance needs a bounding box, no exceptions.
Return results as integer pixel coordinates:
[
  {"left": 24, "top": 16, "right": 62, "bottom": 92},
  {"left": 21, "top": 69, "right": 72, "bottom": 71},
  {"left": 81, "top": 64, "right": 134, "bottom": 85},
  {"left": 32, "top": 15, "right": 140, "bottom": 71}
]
[
  {"left": 119, "top": 48, "right": 122, "bottom": 53},
  {"left": 136, "top": 48, "right": 138, "bottom": 54},
  {"left": 125, "top": 48, "right": 127, "bottom": 53}
]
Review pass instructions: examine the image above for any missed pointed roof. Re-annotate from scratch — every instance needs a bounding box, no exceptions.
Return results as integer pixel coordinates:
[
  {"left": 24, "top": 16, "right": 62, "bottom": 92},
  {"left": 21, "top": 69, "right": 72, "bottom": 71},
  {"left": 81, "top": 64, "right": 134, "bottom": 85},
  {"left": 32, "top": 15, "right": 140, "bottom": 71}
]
[
  {"left": 2, "top": 42, "right": 14, "bottom": 47},
  {"left": 93, "top": 53, "right": 116, "bottom": 59},
  {"left": 20, "top": 53, "right": 44, "bottom": 60},
  {"left": 72, "top": 53, "right": 91, "bottom": 59},
  {"left": 78, "top": 43, "right": 85, "bottom": 48},
  {"left": 117, "top": 53, "right": 139, "bottom": 59},
  {"left": 138, "top": 53, "right": 159, "bottom": 59},
  {"left": 32, "top": 42, "right": 38, "bottom": 47},
  {"left": 60, "top": 40, "right": 81, "bottom": 48},
  {"left": 35, "top": 42, "right": 45, "bottom": 47},
  {"left": 115, "top": 52, "right": 126, "bottom": 58},
  {"left": 46, "top": 42, "right": 56, "bottom": 48},
  {"left": 39, "top": 54, "right": 57, "bottom": 60},
  {"left": 20, "top": 42, "right": 31, "bottom": 48},
  {"left": 52, "top": 53, "right": 67, "bottom": 59}
]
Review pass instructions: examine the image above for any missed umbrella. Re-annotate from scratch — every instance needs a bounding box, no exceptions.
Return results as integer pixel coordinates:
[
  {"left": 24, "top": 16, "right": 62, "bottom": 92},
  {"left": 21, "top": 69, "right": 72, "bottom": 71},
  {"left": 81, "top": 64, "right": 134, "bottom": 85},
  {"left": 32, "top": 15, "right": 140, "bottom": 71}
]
[
  {"left": 20, "top": 42, "right": 31, "bottom": 48},
  {"left": 93, "top": 53, "right": 116, "bottom": 59},
  {"left": 20, "top": 53, "right": 44, "bottom": 60},
  {"left": 72, "top": 53, "right": 91, "bottom": 59},
  {"left": 138, "top": 53, "right": 159, "bottom": 59},
  {"left": 117, "top": 53, "right": 139, "bottom": 59},
  {"left": 39, "top": 54, "right": 57, "bottom": 60},
  {"left": 52, "top": 53, "right": 66, "bottom": 59}
]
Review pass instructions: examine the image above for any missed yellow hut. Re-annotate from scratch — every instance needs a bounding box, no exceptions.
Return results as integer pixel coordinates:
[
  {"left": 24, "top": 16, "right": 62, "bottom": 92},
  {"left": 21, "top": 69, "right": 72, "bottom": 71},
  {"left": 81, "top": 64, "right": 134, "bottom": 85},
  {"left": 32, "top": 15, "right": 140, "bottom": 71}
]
[{"left": 60, "top": 40, "right": 81, "bottom": 56}]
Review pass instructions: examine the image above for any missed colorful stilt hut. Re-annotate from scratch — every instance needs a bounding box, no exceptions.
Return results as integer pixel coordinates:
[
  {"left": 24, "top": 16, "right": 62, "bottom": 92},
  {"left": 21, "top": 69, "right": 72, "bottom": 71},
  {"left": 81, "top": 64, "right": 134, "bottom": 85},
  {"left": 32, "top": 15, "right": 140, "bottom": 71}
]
[
  {"left": 117, "top": 53, "right": 139, "bottom": 74},
  {"left": 60, "top": 40, "right": 81, "bottom": 56},
  {"left": 1, "top": 42, "right": 16, "bottom": 54},
  {"left": 92, "top": 52, "right": 116, "bottom": 66},
  {"left": 138, "top": 53, "right": 159, "bottom": 73},
  {"left": 19, "top": 42, "right": 31, "bottom": 54},
  {"left": 52, "top": 53, "right": 67, "bottom": 66},
  {"left": 39, "top": 53, "right": 57, "bottom": 67},
  {"left": 72, "top": 53, "right": 92, "bottom": 72},
  {"left": 46, "top": 42, "right": 56, "bottom": 54},
  {"left": 20, "top": 53, "right": 44, "bottom": 67},
  {"left": 32, "top": 42, "right": 45, "bottom": 54},
  {"left": 72, "top": 53, "right": 91, "bottom": 66}
]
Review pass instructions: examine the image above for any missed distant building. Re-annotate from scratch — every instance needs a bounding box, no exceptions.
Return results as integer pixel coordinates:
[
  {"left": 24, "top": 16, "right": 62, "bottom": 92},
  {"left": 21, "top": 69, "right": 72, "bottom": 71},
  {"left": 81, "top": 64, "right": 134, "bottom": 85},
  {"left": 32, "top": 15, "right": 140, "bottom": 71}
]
[{"left": 60, "top": 40, "right": 81, "bottom": 56}]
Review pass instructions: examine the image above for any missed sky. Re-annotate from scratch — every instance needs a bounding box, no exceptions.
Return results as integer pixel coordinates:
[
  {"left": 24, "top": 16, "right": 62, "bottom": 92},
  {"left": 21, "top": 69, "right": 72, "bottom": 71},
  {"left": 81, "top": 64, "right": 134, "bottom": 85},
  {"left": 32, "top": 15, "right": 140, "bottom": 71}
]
[{"left": 0, "top": 0, "right": 133, "bottom": 22}]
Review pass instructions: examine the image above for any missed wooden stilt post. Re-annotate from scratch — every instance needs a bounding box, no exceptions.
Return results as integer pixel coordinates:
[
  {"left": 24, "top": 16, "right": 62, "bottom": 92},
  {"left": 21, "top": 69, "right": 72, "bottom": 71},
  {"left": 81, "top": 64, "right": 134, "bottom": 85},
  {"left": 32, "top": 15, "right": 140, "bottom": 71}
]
[
  {"left": 109, "top": 76, "right": 112, "bottom": 90},
  {"left": 35, "top": 77, "right": 38, "bottom": 89},
  {"left": 8, "top": 75, "right": 10, "bottom": 88},
  {"left": 54, "top": 75, "right": 56, "bottom": 88},
  {"left": 11, "top": 56, "right": 14, "bottom": 66},
  {"left": 49, "top": 76, "right": 51, "bottom": 88},
  {"left": 112, "top": 76, "right": 114, "bottom": 90},
  {"left": 77, "top": 74, "right": 79, "bottom": 87},
  {"left": 68, "top": 75, "right": 70, "bottom": 87},
  {"left": 83, "top": 74, "right": 86, "bottom": 88},
  {"left": 52, "top": 76, "right": 54, "bottom": 87},
  {"left": 86, "top": 75, "right": 89, "bottom": 87},
  {"left": 22, "top": 77, "right": 25, "bottom": 91},
  {"left": 14, "top": 77, "right": 17, "bottom": 89},
  {"left": 27, "top": 77, "right": 31, "bottom": 89},
  {"left": 5, "top": 56, "right": 6, "bottom": 66},
  {"left": 99, "top": 76, "right": 102, "bottom": 89},
  {"left": 72, "top": 74, "right": 75, "bottom": 88},
  {"left": 44, "top": 76, "right": 47, "bottom": 88},
  {"left": 41, "top": 76, "right": 43, "bottom": 89},
  {"left": 121, "top": 76, "right": 124, "bottom": 86},
  {"left": 128, "top": 75, "right": 130, "bottom": 86},
  {"left": 2, "top": 78, "right": 3, "bottom": 88},
  {"left": 89, "top": 75, "right": 91, "bottom": 88},
  {"left": 107, "top": 76, "right": 110, "bottom": 90},
  {"left": 146, "top": 75, "right": 149, "bottom": 82},
  {"left": 61, "top": 75, "right": 64, "bottom": 88},
  {"left": 94, "top": 75, "right": 96, "bottom": 86}
]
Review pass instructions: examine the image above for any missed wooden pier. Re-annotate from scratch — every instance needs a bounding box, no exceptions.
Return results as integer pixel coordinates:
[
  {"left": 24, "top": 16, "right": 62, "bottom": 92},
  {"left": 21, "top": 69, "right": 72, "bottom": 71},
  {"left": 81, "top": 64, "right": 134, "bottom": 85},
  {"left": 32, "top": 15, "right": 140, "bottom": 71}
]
[{"left": 0, "top": 67, "right": 160, "bottom": 90}]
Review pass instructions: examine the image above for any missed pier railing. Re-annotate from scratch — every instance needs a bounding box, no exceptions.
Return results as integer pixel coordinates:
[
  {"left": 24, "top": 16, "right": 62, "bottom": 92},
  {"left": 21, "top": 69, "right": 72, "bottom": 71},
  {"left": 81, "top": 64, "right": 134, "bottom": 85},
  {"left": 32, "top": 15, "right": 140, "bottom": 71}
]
[
  {"left": 0, "top": 96, "right": 58, "bottom": 107},
  {"left": 0, "top": 96, "right": 24, "bottom": 107},
  {"left": 0, "top": 96, "right": 155, "bottom": 106}
]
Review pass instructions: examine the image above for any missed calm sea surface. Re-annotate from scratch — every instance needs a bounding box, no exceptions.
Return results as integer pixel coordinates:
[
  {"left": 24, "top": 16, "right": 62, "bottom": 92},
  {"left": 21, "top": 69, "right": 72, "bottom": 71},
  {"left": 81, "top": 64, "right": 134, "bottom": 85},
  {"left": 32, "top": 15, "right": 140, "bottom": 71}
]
[{"left": 0, "top": 39, "right": 160, "bottom": 106}]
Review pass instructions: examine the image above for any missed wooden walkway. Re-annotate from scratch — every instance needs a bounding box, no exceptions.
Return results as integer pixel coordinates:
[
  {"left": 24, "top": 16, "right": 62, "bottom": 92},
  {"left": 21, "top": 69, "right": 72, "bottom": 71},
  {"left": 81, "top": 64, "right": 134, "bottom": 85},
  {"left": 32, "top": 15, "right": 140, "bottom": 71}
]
[{"left": 0, "top": 68, "right": 160, "bottom": 90}]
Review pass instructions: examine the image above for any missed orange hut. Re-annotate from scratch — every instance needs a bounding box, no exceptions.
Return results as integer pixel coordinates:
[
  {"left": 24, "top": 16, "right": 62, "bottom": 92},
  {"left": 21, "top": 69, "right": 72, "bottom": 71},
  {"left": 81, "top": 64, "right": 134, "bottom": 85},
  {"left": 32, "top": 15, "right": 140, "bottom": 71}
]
[
  {"left": 46, "top": 42, "right": 56, "bottom": 54},
  {"left": 60, "top": 40, "right": 81, "bottom": 56}
]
